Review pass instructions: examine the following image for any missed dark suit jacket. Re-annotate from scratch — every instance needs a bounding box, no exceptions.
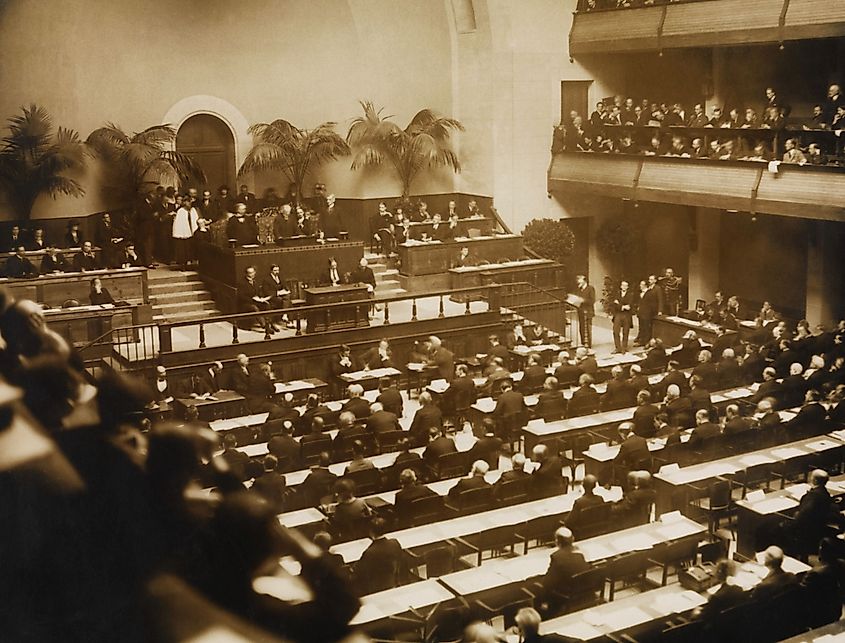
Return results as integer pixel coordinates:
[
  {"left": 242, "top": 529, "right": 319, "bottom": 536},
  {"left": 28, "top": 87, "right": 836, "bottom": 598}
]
[
  {"left": 302, "top": 467, "right": 338, "bottom": 505},
  {"left": 533, "top": 456, "right": 565, "bottom": 496},
  {"left": 361, "top": 346, "right": 394, "bottom": 370},
  {"left": 554, "top": 362, "right": 582, "bottom": 386},
  {"left": 447, "top": 376, "right": 477, "bottom": 409},
  {"left": 794, "top": 486, "right": 835, "bottom": 534},
  {"left": 341, "top": 397, "right": 371, "bottom": 420},
  {"left": 494, "top": 390, "right": 525, "bottom": 417},
  {"left": 521, "top": 365, "right": 549, "bottom": 392},
  {"left": 633, "top": 404, "right": 659, "bottom": 437},
  {"left": 752, "top": 569, "right": 797, "bottom": 600},
  {"left": 366, "top": 410, "right": 400, "bottom": 434},
  {"left": 616, "top": 435, "right": 650, "bottom": 471},
  {"left": 638, "top": 287, "right": 662, "bottom": 319},
  {"left": 5, "top": 255, "right": 37, "bottom": 278},
  {"left": 355, "top": 537, "right": 405, "bottom": 594},
  {"left": 448, "top": 475, "right": 489, "bottom": 499},
  {"left": 376, "top": 387, "right": 403, "bottom": 417},
  {"left": 267, "top": 435, "right": 301, "bottom": 469},
  {"left": 689, "top": 422, "right": 720, "bottom": 446},
  {"left": 565, "top": 493, "right": 605, "bottom": 528},
  {"left": 410, "top": 406, "right": 443, "bottom": 443},
  {"left": 40, "top": 254, "right": 68, "bottom": 273},
  {"left": 237, "top": 278, "right": 264, "bottom": 312},
  {"left": 544, "top": 548, "right": 590, "bottom": 592},
  {"left": 467, "top": 436, "right": 503, "bottom": 468},
  {"left": 394, "top": 483, "right": 438, "bottom": 518},
  {"left": 349, "top": 266, "right": 376, "bottom": 288},
  {"left": 229, "top": 367, "right": 252, "bottom": 395},
  {"left": 576, "top": 284, "right": 596, "bottom": 315},
  {"left": 195, "top": 369, "right": 223, "bottom": 396},
  {"left": 423, "top": 436, "right": 457, "bottom": 464},
  {"left": 226, "top": 217, "right": 258, "bottom": 246},
  {"left": 73, "top": 252, "right": 100, "bottom": 271}
]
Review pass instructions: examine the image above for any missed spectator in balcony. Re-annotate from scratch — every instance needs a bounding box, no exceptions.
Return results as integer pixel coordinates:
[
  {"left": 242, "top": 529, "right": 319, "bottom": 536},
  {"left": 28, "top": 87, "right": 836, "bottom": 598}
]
[
  {"left": 5, "top": 246, "right": 38, "bottom": 279},
  {"left": 741, "top": 141, "right": 771, "bottom": 162},
  {"left": 605, "top": 105, "right": 623, "bottom": 126},
  {"left": 761, "top": 106, "right": 785, "bottom": 130},
  {"left": 823, "top": 84, "right": 843, "bottom": 126},
  {"left": 764, "top": 87, "right": 790, "bottom": 118},
  {"left": 688, "top": 103, "right": 709, "bottom": 128},
  {"left": 633, "top": 105, "right": 649, "bottom": 126},
  {"left": 805, "top": 104, "right": 827, "bottom": 130},
  {"left": 690, "top": 137, "right": 706, "bottom": 158},
  {"left": 666, "top": 103, "right": 685, "bottom": 126},
  {"left": 619, "top": 132, "right": 636, "bottom": 154},
  {"left": 566, "top": 116, "right": 586, "bottom": 151},
  {"left": 665, "top": 135, "right": 690, "bottom": 157},
  {"left": 741, "top": 108, "right": 759, "bottom": 128},
  {"left": 725, "top": 108, "right": 742, "bottom": 128},
  {"left": 707, "top": 139, "right": 722, "bottom": 160},
  {"left": 832, "top": 105, "right": 845, "bottom": 131},
  {"left": 806, "top": 143, "right": 827, "bottom": 166},
  {"left": 708, "top": 106, "right": 728, "bottom": 128},
  {"left": 782, "top": 138, "right": 807, "bottom": 165},
  {"left": 589, "top": 101, "right": 606, "bottom": 129},
  {"left": 622, "top": 97, "right": 636, "bottom": 125},
  {"left": 643, "top": 135, "right": 663, "bottom": 156},
  {"left": 718, "top": 139, "right": 737, "bottom": 160}
]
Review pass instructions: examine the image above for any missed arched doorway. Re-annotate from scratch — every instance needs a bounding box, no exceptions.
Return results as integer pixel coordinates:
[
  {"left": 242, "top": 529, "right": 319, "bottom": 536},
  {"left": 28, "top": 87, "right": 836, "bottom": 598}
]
[{"left": 176, "top": 114, "right": 236, "bottom": 191}]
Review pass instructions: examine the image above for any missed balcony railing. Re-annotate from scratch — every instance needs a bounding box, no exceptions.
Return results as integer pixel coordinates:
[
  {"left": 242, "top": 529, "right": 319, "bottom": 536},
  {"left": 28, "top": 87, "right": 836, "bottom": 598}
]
[{"left": 570, "top": 0, "right": 845, "bottom": 54}]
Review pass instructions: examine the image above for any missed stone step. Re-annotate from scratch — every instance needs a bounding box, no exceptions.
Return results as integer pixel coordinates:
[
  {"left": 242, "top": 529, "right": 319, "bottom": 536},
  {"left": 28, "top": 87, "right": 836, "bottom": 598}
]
[
  {"left": 149, "top": 280, "right": 208, "bottom": 294},
  {"left": 153, "top": 309, "right": 220, "bottom": 323},
  {"left": 155, "top": 300, "right": 218, "bottom": 313},
  {"left": 149, "top": 291, "right": 215, "bottom": 305},
  {"left": 376, "top": 279, "right": 401, "bottom": 290},
  {"left": 147, "top": 270, "right": 201, "bottom": 285}
]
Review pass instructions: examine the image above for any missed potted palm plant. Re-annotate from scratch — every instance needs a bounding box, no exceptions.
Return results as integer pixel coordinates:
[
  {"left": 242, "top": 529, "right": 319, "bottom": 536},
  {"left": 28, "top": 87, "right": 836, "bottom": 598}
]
[
  {"left": 347, "top": 101, "right": 464, "bottom": 200},
  {"left": 0, "top": 104, "right": 86, "bottom": 219},
  {"left": 86, "top": 123, "right": 205, "bottom": 201},
  {"left": 238, "top": 119, "right": 349, "bottom": 206}
]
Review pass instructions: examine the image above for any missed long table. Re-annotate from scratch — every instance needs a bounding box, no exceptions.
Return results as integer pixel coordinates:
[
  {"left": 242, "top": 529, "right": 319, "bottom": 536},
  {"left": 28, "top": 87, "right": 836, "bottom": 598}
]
[
  {"left": 653, "top": 315, "right": 750, "bottom": 347},
  {"left": 45, "top": 301, "right": 153, "bottom": 346},
  {"left": 436, "top": 516, "right": 705, "bottom": 599},
  {"left": 0, "top": 266, "right": 148, "bottom": 307},
  {"left": 449, "top": 258, "right": 562, "bottom": 290},
  {"left": 653, "top": 434, "right": 845, "bottom": 514},
  {"left": 398, "top": 234, "right": 523, "bottom": 276}
]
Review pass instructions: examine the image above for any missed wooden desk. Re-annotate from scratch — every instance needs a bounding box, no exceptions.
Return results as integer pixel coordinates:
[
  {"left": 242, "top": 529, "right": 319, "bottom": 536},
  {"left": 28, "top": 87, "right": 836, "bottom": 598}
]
[
  {"left": 449, "top": 258, "right": 562, "bottom": 290},
  {"left": 398, "top": 234, "right": 523, "bottom": 276},
  {"left": 653, "top": 435, "right": 845, "bottom": 514},
  {"left": 196, "top": 240, "right": 365, "bottom": 311},
  {"left": 304, "top": 284, "right": 371, "bottom": 333},
  {"left": 339, "top": 367, "right": 401, "bottom": 390},
  {"left": 44, "top": 301, "right": 153, "bottom": 346},
  {"left": 273, "top": 378, "right": 328, "bottom": 401},
  {"left": 173, "top": 390, "right": 247, "bottom": 421},
  {"left": 0, "top": 266, "right": 148, "bottom": 307},
  {"left": 437, "top": 516, "right": 705, "bottom": 599},
  {"left": 734, "top": 474, "right": 845, "bottom": 558},
  {"left": 407, "top": 215, "right": 494, "bottom": 238},
  {"left": 540, "top": 584, "right": 707, "bottom": 641},
  {"left": 350, "top": 578, "right": 455, "bottom": 627},
  {"left": 653, "top": 315, "right": 738, "bottom": 347}
]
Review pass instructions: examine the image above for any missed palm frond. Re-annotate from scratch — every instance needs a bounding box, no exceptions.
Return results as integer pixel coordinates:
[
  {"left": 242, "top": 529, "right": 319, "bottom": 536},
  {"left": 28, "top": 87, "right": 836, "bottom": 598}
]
[{"left": 132, "top": 124, "right": 176, "bottom": 149}]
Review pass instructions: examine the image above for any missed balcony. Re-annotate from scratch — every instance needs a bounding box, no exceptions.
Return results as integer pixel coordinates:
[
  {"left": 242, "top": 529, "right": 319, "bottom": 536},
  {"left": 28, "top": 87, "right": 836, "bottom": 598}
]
[
  {"left": 569, "top": 0, "right": 845, "bottom": 56},
  {"left": 548, "top": 152, "right": 845, "bottom": 221}
]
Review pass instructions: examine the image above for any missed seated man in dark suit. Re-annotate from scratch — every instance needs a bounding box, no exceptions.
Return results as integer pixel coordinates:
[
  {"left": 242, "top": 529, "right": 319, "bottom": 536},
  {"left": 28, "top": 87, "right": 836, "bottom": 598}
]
[
  {"left": 655, "top": 360, "right": 688, "bottom": 400},
  {"left": 613, "top": 470, "right": 656, "bottom": 527},
  {"left": 520, "top": 353, "right": 549, "bottom": 392},
  {"left": 722, "top": 403, "right": 751, "bottom": 435},
  {"left": 755, "top": 398, "right": 782, "bottom": 432},
  {"left": 366, "top": 401, "right": 400, "bottom": 436},
  {"left": 542, "top": 527, "right": 590, "bottom": 609},
  {"left": 393, "top": 468, "right": 438, "bottom": 522},
  {"left": 427, "top": 335, "right": 455, "bottom": 382},
  {"left": 297, "top": 394, "right": 332, "bottom": 436},
  {"left": 354, "top": 517, "right": 405, "bottom": 595},
  {"left": 564, "top": 474, "right": 605, "bottom": 532},
  {"left": 331, "top": 478, "right": 372, "bottom": 540},
  {"left": 360, "top": 339, "right": 395, "bottom": 370},
  {"left": 751, "top": 546, "right": 797, "bottom": 600},
  {"left": 72, "top": 240, "right": 101, "bottom": 272},
  {"left": 422, "top": 426, "right": 457, "bottom": 473},
  {"left": 628, "top": 363, "right": 651, "bottom": 398},
  {"left": 341, "top": 384, "right": 370, "bottom": 420},
  {"left": 445, "top": 364, "right": 477, "bottom": 415},
  {"left": 688, "top": 408, "right": 721, "bottom": 448},
  {"left": 301, "top": 452, "right": 338, "bottom": 506},
  {"left": 534, "top": 376, "right": 567, "bottom": 420},
  {"left": 5, "top": 246, "right": 38, "bottom": 278},
  {"left": 40, "top": 245, "right": 69, "bottom": 273},
  {"left": 447, "top": 459, "right": 491, "bottom": 500},
  {"left": 632, "top": 390, "right": 659, "bottom": 438},
  {"left": 602, "top": 365, "right": 635, "bottom": 410},
  {"left": 193, "top": 361, "right": 224, "bottom": 397},
  {"left": 531, "top": 443, "right": 566, "bottom": 497},
  {"left": 786, "top": 469, "right": 838, "bottom": 557},
  {"left": 267, "top": 420, "right": 301, "bottom": 472},
  {"left": 717, "top": 347, "right": 743, "bottom": 389},
  {"left": 225, "top": 204, "right": 259, "bottom": 246},
  {"left": 553, "top": 351, "right": 582, "bottom": 387},
  {"left": 466, "top": 425, "right": 503, "bottom": 469},
  {"left": 614, "top": 422, "right": 651, "bottom": 477},
  {"left": 332, "top": 411, "right": 365, "bottom": 459},
  {"left": 493, "top": 380, "right": 526, "bottom": 436},
  {"left": 376, "top": 377, "right": 403, "bottom": 417},
  {"left": 663, "top": 384, "right": 693, "bottom": 429},
  {"left": 752, "top": 367, "right": 785, "bottom": 406}
]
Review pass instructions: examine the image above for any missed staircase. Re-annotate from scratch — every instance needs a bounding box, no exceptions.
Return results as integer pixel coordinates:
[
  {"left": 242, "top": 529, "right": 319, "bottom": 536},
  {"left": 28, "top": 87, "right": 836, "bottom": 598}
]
[
  {"left": 148, "top": 269, "right": 221, "bottom": 323},
  {"left": 366, "top": 252, "right": 406, "bottom": 299}
]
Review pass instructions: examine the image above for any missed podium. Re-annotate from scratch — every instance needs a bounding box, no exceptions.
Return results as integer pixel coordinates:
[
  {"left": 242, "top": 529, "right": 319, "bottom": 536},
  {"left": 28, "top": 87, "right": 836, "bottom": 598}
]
[{"left": 304, "top": 284, "right": 371, "bottom": 333}]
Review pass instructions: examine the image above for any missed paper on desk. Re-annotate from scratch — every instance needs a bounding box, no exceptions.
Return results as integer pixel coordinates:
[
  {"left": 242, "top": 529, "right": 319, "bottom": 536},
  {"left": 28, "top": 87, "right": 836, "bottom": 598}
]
[
  {"left": 806, "top": 439, "right": 840, "bottom": 452},
  {"left": 580, "top": 541, "right": 615, "bottom": 562},
  {"left": 831, "top": 430, "right": 845, "bottom": 442},
  {"left": 556, "top": 621, "right": 604, "bottom": 640},
  {"left": 752, "top": 496, "right": 798, "bottom": 515},
  {"left": 654, "top": 591, "right": 701, "bottom": 614},
  {"left": 603, "top": 606, "right": 652, "bottom": 631},
  {"left": 737, "top": 453, "right": 776, "bottom": 467},
  {"left": 473, "top": 398, "right": 496, "bottom": 413},
  {"left": 325, "top": 400, "right": 343, "bottom": 412},
  {"left": 427, "top": 379, "right": 449, "bottom": 393},
  {"left": 659, "top": 510, "right": 683, "bottom": 523},
  {"left": 654, "top": 521, "right": 697, "bottom": 541},
  {"left": 406, "top": 362, "right": 426, "bottom": 372},
  {"left": 613, "top": 532, "right": 656, "bottom": 552},
  {"left": 770, "top": 446, "right": 807, "bottom": 459},
  {"left": 785, "top": 483, "right": 810, "bottom": 499}
]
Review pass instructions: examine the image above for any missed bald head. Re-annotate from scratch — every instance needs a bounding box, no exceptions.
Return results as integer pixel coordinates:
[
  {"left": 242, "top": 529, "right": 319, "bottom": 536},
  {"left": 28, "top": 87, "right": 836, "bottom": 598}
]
[
  {"left": 555, "top": 526, "right": 575, "bottom": 548},
  {"left": 810, "top": 469, "right": 829, "bottom": 488}
]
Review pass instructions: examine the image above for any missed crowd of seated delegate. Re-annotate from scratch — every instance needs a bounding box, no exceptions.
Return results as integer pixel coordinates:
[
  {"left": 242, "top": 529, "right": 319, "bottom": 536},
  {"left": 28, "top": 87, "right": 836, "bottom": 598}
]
[
  {"left": 0, "top": 287, "right": 363, "bottom": 642},
  {"left": 552, "top": 84, "right": 845, "bottom": 166}
]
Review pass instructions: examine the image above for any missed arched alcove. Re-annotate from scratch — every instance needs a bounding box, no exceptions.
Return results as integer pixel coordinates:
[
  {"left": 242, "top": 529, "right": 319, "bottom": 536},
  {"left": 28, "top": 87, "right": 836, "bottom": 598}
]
[{"left": 176, "top": 114, "right": 236, "bottom": 191}]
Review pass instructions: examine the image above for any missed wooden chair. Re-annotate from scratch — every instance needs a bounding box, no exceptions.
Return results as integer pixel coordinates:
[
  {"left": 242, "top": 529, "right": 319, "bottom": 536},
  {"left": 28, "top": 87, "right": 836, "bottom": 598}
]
[{"left": 648, "top": 537, "right": 699, "bottom": 586}]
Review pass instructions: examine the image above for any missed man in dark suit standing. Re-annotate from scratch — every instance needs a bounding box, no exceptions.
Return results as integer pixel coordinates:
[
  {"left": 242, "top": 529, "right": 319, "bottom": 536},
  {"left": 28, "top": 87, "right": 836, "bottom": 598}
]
[
  {"left": 635, "top": 275, "right": 662, "bottom": 346},
  {"left": 226, "top": 204, "right": 259, "bottom": 246},
  {"left": 5, "top": 246, "right": 38, "bottom": 278},
  {"left": 427, "top": 335, "right": 454, "bottom": 382},
  {"left": 787, "top": 469, "right": 837, "bottom": 556},
  {"left": 574, "top": 274, "right": 596, "bottom": 349},
  {"left": 410, "top": 392, "right": 443, "bottom": 446},
  {"left": 446, "top": 364, "right": 477, "bottom": 413},
  {"left": 610, "top": 279, "right": 635, "bottom": 354}
]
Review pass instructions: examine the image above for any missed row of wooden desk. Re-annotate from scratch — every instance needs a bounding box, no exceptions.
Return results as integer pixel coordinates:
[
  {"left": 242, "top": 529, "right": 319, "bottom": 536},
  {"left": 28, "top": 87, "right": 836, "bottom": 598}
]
[
  {"left": 398, "top": 234, "right": 524, "bottom": 276},
  {"left": 449, "top": 258, "right": 564, "bottom": 291},
  {"left": 653, "top": 315, "right": 758, "bottom": 347},
  {"left": 1, "top": 266, "right": 149, "bottom": 308}
]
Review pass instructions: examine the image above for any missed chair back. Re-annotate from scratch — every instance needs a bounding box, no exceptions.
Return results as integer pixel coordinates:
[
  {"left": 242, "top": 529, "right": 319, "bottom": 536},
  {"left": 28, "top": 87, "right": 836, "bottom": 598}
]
[
  {"left": 425, "top": 543, "right": 458, "bottom": 577},
  {"left": 496, "top": 477, "right": 531, "bottom": 504},
  {"left": 438, "top": 451, "right": 469, "bottom": 479},
  {"left": 376, "top": 430, "right": 405, "bottom": 452},
  {"left": 344, "top": 467, "right": 382, "bottom": 496},
  {"left": 567, "top": 393, "right": 600, "bottom": 418},
  {"left": 301, "top": 436, "right": 333, "bottom": 466},
  {"left": 455, "top": 485, "right": 493, "bottom": 513},
  {"left": 408, "top": 494, "right": 445, "bottom": 527},
  {"left": 570, "top": 501, "right": 611, "bottom": 539}
]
